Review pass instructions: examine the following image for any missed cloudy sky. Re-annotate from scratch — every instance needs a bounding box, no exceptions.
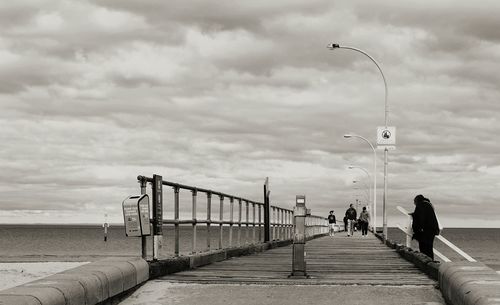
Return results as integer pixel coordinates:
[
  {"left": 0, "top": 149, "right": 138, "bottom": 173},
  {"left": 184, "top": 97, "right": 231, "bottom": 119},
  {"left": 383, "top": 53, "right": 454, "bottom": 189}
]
[{"left": 1, "top": 1, "right": 499, "bottom": 227}]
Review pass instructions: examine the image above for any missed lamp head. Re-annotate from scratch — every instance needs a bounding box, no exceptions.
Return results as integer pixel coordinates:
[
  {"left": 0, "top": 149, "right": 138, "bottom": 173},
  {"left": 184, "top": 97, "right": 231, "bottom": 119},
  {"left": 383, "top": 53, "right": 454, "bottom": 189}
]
[
  {"left": 327, "top": 43, "right": 340, "bottom": 50},
  {"left": 343, "top": 134, "right": 352, "bottom": 138},
  {"left": 348, "top": 165, "right": 354, "bottom": 169}
]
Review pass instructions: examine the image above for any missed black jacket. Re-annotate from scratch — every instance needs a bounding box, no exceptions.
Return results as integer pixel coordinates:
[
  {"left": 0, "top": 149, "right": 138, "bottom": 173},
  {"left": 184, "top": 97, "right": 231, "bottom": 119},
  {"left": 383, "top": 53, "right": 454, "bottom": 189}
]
[
  {"left": 412, "top": 200, "right": 439, "bottom": 240},
  {"left": 345, "top": 207, "right": 357, "bottom": 220}
]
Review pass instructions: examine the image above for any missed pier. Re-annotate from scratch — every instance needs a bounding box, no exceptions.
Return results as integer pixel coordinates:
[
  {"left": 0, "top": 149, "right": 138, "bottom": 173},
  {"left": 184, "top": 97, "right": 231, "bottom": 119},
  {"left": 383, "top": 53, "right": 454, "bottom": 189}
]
[
  {"left": 119, "top": 234, "right": 444, "bottom": 305},
  {"left": 1, "top": 175, "right": 500, "bottom": 305}
]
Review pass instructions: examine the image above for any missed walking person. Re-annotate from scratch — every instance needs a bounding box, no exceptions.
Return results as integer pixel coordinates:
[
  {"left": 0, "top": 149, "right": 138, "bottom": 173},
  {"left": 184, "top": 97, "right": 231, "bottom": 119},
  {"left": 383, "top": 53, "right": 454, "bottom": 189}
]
[
  {"left": 359, "top": 207, "right": 370, "bottom": 237},
  {"left": 345, "top": 204, "right": 357, "bottom": 237},
  {"left": 411, "top": 194, "right": 440, "bottom": 260},
  {"left": 327, "top": 210, "right": 336, "bottom": 236}
]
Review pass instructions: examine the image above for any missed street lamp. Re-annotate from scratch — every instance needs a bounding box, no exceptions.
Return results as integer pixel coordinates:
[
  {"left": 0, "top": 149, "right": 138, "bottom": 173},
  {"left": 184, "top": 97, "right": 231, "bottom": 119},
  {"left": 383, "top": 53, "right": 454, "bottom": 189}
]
[
  {"left": 352, "top": 180, "right": 370, "bottom": 202},
  {"left": 331, "top": 43, "right": 390, "bottom": 241},
  {"left": 344, "top": 134, "right": 377, "bottom": 232},
  {"left": 349, "top": 166, "right": 373, "bottom": 230}
]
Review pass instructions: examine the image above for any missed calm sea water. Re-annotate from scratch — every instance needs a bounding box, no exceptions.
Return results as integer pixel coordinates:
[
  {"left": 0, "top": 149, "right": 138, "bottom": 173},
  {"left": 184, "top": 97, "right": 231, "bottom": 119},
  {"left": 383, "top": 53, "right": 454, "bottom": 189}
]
[{"left": 0, "top": 225, "right": 498, "bottom": 271}]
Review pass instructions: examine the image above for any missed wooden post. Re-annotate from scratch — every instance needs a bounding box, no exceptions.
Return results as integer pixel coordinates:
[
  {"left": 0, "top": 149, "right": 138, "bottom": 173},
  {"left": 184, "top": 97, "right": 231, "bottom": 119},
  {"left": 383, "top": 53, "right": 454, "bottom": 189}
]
[{"left": 263, "top": 178, "right": 270, "bottom": 242}]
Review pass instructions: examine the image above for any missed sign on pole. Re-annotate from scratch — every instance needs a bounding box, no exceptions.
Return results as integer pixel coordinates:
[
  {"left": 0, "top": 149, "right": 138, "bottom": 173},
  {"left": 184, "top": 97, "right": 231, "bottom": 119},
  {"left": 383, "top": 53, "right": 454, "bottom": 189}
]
[
  {"left": 377, "top": 126, "right": 396, "bottom": 150},
  {"left": 152, "top": 174, "right": 163, "bottom": 235}
]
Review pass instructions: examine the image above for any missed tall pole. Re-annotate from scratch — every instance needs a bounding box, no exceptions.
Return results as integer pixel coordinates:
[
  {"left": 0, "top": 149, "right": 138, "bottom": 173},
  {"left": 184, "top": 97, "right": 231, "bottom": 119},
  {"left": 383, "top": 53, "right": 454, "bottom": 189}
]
[
  {"left": 349, "top": 166, "right": 374, "bottom": 231},
  {"left": 330, "top": 43, "right": 389, "bottom": 241}
]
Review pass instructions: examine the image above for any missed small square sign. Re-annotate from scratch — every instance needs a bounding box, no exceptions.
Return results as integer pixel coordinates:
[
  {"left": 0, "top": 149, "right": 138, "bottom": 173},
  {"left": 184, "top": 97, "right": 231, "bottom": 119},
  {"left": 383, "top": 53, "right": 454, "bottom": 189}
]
[{"left": 377, "top": 126, "right": 396, "bottom": 146}]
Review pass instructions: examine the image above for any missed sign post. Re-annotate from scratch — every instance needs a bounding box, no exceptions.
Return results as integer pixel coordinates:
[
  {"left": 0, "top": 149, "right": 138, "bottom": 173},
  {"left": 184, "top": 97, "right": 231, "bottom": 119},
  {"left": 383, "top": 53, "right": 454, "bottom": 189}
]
[
  {"left": 152, "top": 174, "right": 163, "bottom": 260},
  {"left": 289, "top": 195, "right": 308, "bottom": 278},
  {"left": 377, "top": 127, "right": 396, "bottom": 241}
]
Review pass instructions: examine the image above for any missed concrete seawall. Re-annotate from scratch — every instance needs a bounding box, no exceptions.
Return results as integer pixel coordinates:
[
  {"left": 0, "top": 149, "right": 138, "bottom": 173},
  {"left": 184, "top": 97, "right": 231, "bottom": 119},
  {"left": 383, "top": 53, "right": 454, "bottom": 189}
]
[
  {"left": 0, "top": 257, "right": 149, "bottom": 305},
  {"left": 439, "top": 261, "right": 500, "bottom": 305},
  {"left": 374, "top": 232, "right": 500, "bottom": 305},
  {"left": 0, "top": 237, "right": 318, "bottom": 305}
]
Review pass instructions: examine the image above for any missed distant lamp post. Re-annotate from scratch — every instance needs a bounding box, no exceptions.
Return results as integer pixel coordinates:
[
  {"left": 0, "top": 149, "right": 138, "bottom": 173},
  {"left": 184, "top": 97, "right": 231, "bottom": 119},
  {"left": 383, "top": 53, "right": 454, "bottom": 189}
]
[
  {"left": 344, "top": 134, "right": 377, "bottom": 232},
  {"left": 349, "top": 166, "right": 373, "bottom": 229},
  {"left": 352, "top": 180, "right": 370, "bottom": 202},
  {"left": 330, "top": 43, "right": 390, "bottom": 241}
]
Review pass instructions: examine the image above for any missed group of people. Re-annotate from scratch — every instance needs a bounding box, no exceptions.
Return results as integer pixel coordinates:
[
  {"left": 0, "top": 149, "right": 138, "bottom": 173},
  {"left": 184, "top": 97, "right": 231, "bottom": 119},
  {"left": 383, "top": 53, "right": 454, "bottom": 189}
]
[
  {"left": 326, "top": 194, "right": 440, "bottom": 261},
  {"left": 327, "top": 204, "right": 370, "bottom": 237}
]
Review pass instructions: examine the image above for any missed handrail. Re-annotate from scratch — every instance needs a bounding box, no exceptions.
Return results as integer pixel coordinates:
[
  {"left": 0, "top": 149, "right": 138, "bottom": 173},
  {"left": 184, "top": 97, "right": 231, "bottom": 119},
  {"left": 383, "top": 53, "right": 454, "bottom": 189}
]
[
  {"left": 135, "top": 175, "right": 325, "bottom": 259},
  {"left": 396, "top": 205, "right": 475, "bottom": 262}
]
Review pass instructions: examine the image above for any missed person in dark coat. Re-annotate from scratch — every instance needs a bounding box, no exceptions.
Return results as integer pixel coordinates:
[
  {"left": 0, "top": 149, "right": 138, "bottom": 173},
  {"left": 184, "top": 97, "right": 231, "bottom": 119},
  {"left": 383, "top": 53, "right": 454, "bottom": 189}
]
[
  {"left": 411, "top": 194, "right": 440, "bottom": 260},
  {"left": 345, "top": 204, "right": 357, "bottom": 237}
]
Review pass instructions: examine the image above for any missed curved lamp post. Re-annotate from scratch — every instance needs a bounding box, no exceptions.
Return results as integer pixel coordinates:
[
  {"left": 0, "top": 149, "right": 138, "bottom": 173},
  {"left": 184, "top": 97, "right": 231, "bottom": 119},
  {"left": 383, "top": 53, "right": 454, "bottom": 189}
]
[
  {"left": 330, "top": 43, "right": 390, "bottom": 241},
  {"left": 344, "top": 135, "right": 377, "bottom": 232},
  {"left": 353, "top": 180, "right": 370, "bottom": 207},
  {"left": 349, "top": 165, "right": 374, "bottom": 231}
]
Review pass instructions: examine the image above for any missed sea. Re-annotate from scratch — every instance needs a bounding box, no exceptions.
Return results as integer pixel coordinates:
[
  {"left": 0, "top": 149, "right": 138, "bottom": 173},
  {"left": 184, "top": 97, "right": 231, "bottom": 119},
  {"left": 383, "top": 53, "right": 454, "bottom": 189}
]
[{"left": 0, "top": 225, "right": 499, "bottom": 271}]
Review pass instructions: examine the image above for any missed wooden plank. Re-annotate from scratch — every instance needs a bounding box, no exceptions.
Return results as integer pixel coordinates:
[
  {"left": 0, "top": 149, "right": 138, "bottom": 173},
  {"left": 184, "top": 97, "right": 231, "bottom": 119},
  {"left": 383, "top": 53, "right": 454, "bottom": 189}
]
[{"left": 159, "top": 234, "right": 436, "bottom": 286}]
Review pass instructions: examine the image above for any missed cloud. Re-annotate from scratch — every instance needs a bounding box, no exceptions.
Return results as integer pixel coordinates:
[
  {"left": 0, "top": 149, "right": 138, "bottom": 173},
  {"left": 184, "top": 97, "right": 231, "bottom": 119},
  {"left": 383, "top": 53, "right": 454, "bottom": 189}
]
[{"left": 0, "top": 1, "right": 499, "bottom": 226}]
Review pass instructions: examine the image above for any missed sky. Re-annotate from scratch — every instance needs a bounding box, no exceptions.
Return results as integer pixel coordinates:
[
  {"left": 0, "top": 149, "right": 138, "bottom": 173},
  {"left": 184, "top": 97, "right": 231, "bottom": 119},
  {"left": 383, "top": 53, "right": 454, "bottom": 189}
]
[{"left": 1, "top": 1, "right": 500, "bottom": 227}]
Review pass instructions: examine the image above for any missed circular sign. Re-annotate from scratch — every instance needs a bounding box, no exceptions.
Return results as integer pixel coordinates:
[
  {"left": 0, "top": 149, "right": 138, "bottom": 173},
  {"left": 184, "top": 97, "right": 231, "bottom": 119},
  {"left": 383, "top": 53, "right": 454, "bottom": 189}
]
[{"left": 382, "top": 130, "right": 391, "bottom": 139}]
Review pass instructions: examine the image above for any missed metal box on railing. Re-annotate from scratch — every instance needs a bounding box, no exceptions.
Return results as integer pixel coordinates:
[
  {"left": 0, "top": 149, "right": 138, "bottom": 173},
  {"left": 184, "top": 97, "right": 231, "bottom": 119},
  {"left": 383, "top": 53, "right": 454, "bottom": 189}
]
[{"left": 122, "top": 194, "right": 151, "bottom": 237}]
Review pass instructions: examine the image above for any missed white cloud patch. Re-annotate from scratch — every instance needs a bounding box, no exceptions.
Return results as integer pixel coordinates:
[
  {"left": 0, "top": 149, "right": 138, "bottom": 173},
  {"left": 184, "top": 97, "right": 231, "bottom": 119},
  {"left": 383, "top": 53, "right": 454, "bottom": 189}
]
[{"left": 0, "top": 1, "right": 499, "bottom": 226}]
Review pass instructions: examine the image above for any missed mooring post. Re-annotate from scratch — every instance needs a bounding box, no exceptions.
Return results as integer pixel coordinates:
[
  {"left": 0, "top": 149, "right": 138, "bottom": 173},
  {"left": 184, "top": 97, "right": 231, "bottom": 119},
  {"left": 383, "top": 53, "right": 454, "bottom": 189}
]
[{"left": 289, "top": 195, "right": 308, "bottom": 278}]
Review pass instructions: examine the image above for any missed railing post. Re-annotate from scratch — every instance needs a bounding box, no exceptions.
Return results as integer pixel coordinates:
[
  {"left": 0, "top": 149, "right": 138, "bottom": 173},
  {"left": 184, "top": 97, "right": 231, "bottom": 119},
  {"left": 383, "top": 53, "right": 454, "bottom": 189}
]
[
  {"left": 229, "top": 197, "right": 234, "bottom": 247},
  {"left": 152, "top": 174, "right": 163, "bottom": 260},
  {"left": 219, "top": 195, "right": 224, "bottom": 249},
  {"left": 174, "top": 186, "right": 180, "bottom": 256},
  {"left": 192, "top": 189, "right": 197, "bottom": 254},
  {"left": 289, "top": 195, "right": 308, "bottom": 278},
  {"left": 258, "top": 204, "right": 262, "bottom": 242},
  {"left": 272, "top": 206, "right": 276, "bottom": 240},
  {"left": 263, "top": 179, "right": 271, "bottom": 242},
  {"left": 406, "top": 213, "right": 412, "bottom": 248},
  {"left": 206, "top": 192, "right": 212, "bottom": 252},
  {"left": 238, "top": 198, "right": 242, "bottom": 246},
  {"left": 139, "top": 177, "right": 148, "bottom": 260},
  {"left": 252, "top": 202, "right": 256, "bottom": 243},
  {"left": 245, "top": 200, "right": 249, "bottom": 244}
]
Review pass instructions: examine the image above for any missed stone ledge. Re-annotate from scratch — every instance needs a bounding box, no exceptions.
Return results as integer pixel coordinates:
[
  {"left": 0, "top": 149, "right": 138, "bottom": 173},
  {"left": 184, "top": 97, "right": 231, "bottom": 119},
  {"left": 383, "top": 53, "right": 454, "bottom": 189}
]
[
  {"left": 439, "top": 261, "right": 500, "bottom": 305},
  {"left": 0, "top": 257, "right": 149, "bottom": 305}
]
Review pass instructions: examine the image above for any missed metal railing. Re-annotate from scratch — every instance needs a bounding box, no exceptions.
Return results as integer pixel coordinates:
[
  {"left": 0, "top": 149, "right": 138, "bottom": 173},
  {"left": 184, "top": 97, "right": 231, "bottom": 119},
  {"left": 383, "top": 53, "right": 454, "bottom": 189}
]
[
  {"left": 305, "top": 215, "right": 329, "bottom": 238},
  {"left": 396, "top": 205, "right": 476, "bottom": 263},
  {"left": 137, "top": 175, "right": 299, "bottom": 258}
]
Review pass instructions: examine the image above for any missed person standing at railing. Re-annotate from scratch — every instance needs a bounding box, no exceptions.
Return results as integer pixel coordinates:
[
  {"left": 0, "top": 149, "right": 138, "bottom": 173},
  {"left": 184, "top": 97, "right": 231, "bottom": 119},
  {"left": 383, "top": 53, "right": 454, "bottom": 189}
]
[
  {"left": 411, "top": 194, "right": 440, "bottom": 260},
  {"left": 327, "top": 210, "right": 336, "bottom": 236},
  {"left": 345, "top": 204, "right": 357, "bottom": 237},
  {"left": 359, "top": 206, "right": 370, "bottom": 237}
]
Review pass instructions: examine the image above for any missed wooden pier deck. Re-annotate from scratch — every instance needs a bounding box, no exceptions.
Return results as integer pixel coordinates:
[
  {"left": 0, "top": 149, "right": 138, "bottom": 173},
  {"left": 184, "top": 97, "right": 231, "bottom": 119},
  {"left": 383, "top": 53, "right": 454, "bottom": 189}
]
[
  {"left": 160, "top": 234, "right": 435, "bottom": 286},
  {"left": 119, "top": 234, "right": 445, "bottom": 305}
]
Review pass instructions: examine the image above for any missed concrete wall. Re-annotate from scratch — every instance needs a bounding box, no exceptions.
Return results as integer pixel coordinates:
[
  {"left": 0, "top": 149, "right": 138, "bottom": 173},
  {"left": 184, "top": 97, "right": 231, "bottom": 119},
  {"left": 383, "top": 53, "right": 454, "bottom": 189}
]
[
  {"left": 439, "top": 261, "right": 500, "bottom": 305},
  {"left": 0, "top": 257, "right": 148, "bottom": 305}
]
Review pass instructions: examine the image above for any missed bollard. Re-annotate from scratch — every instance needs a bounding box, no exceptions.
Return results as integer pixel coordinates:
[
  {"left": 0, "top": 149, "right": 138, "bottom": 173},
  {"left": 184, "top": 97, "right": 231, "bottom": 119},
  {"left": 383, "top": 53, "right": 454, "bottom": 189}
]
[{"left": 289, "top": 195, "right": 309, "bottom": 278}]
